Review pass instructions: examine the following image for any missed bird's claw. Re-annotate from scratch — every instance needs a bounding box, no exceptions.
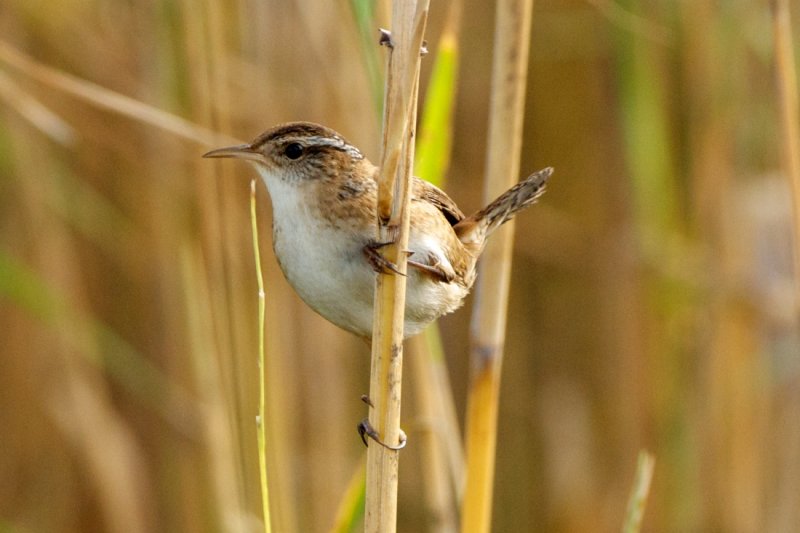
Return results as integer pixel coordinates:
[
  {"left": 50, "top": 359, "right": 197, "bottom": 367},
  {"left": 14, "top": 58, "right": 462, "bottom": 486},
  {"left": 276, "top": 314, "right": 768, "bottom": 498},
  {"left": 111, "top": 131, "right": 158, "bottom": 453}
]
[
  {"left": 357, "top": 418, "right": 407, "bottom": 450},
  {"left": 363, "top": 241, "right": 406, "bottom": 277}
]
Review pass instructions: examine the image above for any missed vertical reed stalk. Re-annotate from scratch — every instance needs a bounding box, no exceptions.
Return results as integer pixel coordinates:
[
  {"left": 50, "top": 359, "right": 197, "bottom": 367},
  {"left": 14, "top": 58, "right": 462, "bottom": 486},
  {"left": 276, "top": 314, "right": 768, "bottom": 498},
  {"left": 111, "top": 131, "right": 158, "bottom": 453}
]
[
  {"left": 365, "top": 1, "right": 429, "bottom": 532},
  {"left": 410, "top": 4, "right": 464, "bottom": 529},
  {"left": 460, "top": 0, "right": 534, "bottom": 531},
  {"left": 409, "top": 334, "right": 459, "bottom": 532},
  {"left": 193, "top": 4, "right": 252, "bottom": 527},
  {"left": 772, "top": 0, "right": 800, "bottom": 311},
  {"left": 771, "top": 3, "right": 800, "bottom": 530},
  {"left": 250, "top": 179, "right": 272, "bottom": 533}
]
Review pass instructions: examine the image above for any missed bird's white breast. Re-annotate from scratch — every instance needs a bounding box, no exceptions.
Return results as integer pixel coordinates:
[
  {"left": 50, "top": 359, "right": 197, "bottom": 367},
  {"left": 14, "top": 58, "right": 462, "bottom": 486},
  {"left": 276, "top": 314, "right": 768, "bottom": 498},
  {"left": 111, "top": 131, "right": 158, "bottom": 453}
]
[
  {"left": 257, "top": 167, "right": 470, "bottom": 338},
  {"left": 259, "top": 169, "right": 377, "bottom": 336}
]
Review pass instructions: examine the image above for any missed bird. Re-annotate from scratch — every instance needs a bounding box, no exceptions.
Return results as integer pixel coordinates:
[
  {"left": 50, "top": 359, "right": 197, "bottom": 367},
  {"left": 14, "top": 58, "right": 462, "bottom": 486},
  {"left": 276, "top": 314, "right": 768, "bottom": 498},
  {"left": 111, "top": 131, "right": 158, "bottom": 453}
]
[{"left": 203, "top": 121, "right": 550, "bottom": 340}]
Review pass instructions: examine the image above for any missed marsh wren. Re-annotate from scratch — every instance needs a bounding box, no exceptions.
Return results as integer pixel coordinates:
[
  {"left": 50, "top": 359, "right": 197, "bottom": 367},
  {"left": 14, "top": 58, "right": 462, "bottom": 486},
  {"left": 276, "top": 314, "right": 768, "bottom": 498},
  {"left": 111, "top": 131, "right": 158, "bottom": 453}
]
[{"left": 204, "top": 122, "right": 551, "bottom": 339}]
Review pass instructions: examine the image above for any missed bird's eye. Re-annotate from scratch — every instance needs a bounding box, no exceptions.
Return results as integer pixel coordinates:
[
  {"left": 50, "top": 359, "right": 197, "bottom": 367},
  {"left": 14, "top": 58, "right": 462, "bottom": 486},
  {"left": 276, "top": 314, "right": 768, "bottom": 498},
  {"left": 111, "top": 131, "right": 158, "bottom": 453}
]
[{"left": 284, "top": 143, "right": 304, "bottom": 160}]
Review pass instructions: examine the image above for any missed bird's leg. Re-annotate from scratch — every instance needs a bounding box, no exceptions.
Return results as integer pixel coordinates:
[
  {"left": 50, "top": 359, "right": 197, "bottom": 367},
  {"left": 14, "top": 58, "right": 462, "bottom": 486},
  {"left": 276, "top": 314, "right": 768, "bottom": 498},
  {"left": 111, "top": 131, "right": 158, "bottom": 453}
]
[
  {"left": 365, "top": 240, "right": 454, "bottom": 283},
  {"left": 406, "top": 255, "right": 455, "bottom": 283}
]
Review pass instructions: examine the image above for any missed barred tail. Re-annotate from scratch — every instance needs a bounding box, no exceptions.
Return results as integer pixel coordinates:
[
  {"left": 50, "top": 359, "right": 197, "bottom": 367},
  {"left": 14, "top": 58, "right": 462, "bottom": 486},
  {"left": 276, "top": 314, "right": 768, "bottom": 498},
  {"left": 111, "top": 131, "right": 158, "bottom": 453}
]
[{"left": 455, "top": 167, "right": 552, "bottom": 249}]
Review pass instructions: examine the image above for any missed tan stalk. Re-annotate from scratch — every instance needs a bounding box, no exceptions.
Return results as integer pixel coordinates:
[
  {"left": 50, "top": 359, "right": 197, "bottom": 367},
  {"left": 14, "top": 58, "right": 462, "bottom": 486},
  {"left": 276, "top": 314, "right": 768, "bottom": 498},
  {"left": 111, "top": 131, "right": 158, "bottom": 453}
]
[
  {"left": 409, "top": 334, "right": 459, "bottom": 532},
  {"left": 460, "top": 0, "right": 535, "bottom": 531},
  {"left": 411, "top": 5, "right": 466, "bottom": 527},
  {"left": 772, "top": 0, "right": 800, "bottom": 315},
  {"left": 771, "top": 2, "right": 800, "bottom": 530},
  {"left": 365, "top": 1, "right": 430, "bottom": 532}
]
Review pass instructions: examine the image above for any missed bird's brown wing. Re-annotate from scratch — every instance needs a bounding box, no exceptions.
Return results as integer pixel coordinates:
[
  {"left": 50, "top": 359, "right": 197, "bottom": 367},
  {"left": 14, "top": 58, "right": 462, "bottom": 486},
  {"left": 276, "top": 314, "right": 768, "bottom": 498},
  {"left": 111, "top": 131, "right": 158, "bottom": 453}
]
[
  {"left": 407, "top": 177, "right": 467, "bottom": 284},
  {"left": 411, "top": 177, "right": 465, "bottom": 226}
]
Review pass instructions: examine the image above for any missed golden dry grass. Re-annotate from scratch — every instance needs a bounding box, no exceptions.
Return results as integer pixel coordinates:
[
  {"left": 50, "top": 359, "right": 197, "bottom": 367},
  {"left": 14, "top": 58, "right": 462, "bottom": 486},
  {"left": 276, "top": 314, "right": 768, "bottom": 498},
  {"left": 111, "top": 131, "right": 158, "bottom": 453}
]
[{"left": 0, "top": 1, "right": 798, "bottom": 532}]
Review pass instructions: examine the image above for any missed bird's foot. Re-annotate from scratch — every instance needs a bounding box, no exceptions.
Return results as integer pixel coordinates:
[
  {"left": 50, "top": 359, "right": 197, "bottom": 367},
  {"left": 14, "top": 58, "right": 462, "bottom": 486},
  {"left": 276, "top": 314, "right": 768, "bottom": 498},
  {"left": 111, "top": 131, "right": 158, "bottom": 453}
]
[
  {"left": 363, "top": 240, "right": 406, "bottom": 277},
  {"left": 357, "top": 418, "right": 407, "bottom": 450},
  {"left": 358, "top": 394, "right": 407, "bottom": 449}
]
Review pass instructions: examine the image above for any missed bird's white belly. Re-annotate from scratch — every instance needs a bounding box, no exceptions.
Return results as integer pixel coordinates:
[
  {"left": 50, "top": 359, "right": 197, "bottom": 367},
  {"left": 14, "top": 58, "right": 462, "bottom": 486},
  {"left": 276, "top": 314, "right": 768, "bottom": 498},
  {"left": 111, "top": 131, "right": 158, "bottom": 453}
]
[
  {"left": 273, "top": 215, "right": 377, "bottom": 337},
  {"left": 266, "top": 179, "right": 468, "bottom": 338},
  {"left": 272, "top": 217, "right": 468, "bottom": 338}
]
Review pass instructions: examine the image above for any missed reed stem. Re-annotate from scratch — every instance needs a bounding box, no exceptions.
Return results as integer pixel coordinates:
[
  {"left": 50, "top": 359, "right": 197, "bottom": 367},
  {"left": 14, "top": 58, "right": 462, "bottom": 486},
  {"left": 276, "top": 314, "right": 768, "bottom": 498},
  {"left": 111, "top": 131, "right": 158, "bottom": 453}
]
[
  {"left": 364, "top": 2, "right": 430, "bottom": 532},
  {"left": 460, "top": 1, "right": 535, "bottom": 531}
]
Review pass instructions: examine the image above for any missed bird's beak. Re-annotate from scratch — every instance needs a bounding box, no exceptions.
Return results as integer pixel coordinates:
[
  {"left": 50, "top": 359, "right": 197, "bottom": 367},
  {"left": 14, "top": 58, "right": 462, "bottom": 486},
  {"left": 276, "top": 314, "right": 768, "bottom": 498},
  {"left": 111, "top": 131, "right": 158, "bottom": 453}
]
[{"left": 203, "top": 143, "right": 262, "bottom": 162}]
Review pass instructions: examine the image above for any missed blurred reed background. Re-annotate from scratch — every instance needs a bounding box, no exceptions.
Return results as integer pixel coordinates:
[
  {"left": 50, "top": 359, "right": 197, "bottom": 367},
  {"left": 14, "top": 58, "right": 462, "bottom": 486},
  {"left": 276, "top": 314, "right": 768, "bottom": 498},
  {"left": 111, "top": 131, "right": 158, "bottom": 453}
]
[{"left": 1, "top": 1, "right": 798, "bottom": 532}]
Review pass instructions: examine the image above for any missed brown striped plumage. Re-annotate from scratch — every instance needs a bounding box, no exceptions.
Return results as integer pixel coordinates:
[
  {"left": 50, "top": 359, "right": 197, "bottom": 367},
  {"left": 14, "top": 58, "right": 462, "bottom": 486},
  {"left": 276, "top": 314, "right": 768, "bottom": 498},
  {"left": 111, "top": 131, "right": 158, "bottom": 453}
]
[{"left": 204, "top": 122, "right": 551, "bottom": 338}]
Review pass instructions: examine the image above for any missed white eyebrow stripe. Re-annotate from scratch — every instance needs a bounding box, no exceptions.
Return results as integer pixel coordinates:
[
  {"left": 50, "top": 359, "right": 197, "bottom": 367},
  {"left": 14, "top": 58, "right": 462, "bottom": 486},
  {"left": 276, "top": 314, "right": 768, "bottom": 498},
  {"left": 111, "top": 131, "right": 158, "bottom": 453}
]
[{"left": 282, "top": 135, "right": 364, "bottom": 160}]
